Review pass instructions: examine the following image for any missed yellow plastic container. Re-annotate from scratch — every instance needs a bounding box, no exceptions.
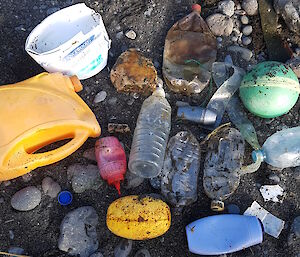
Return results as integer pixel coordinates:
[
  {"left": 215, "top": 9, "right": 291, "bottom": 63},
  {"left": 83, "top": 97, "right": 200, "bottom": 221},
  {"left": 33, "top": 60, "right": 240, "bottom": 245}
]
[{"left": 0, "top": 72, "right": 101, "bottom": 181}]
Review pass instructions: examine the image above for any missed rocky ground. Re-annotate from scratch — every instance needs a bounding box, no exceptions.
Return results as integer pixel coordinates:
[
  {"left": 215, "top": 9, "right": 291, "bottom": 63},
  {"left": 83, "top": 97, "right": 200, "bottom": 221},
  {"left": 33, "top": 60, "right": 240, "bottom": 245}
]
[{"left": 0, "top": 0, "right": 299, "bottom": 257}]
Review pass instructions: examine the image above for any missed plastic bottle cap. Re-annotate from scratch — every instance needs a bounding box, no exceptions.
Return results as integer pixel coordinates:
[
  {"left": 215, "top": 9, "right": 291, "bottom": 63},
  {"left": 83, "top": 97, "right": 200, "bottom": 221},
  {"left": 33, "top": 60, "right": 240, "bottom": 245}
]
[
  {"left": 192, "top": 4, "right": 201, "bottom": 13},
  {"left": 58, "top": 191, "right": 73, "bottom": 206},
  {"left": 252, "top": 150, "right": 265, "bottom": 162}
]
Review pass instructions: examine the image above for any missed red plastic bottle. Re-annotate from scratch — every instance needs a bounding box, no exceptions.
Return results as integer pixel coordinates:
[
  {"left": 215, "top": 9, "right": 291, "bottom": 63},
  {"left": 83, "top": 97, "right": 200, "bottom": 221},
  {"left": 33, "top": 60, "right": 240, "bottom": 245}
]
[{"left": 95, "top": 136, "right": 127, "bottom": 194}]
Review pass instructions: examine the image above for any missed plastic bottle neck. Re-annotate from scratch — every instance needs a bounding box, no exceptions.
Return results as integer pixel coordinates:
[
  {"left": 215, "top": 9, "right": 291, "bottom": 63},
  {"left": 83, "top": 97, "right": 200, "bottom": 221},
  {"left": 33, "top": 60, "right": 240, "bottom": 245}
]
[{"left": 252, "top": 150, "right": 266, "bottom": 163}]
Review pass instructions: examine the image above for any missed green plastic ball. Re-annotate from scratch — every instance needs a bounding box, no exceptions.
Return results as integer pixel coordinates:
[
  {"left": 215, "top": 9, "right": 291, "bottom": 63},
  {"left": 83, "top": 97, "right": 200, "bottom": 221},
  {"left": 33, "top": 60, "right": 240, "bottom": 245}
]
[{"left": 239, "top": 61, "right": 299, "bottom": 118}]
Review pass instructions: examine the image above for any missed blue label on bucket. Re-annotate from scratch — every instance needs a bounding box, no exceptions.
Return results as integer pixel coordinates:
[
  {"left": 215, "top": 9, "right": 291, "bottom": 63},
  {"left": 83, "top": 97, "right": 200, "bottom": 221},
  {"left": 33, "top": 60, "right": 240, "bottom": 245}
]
[
  {"left": 64, "top": 35, "right": 95, "bottom": 61},
  {"left": 77, "top": 54, "right": 103, "bottom": 76}
]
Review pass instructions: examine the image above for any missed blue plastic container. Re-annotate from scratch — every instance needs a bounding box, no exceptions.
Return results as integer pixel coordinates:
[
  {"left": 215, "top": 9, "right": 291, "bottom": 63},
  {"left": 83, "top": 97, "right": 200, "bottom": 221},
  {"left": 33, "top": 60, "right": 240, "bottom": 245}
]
[{"left": 186, "top": 214, "right": 263, "bottom": 255}]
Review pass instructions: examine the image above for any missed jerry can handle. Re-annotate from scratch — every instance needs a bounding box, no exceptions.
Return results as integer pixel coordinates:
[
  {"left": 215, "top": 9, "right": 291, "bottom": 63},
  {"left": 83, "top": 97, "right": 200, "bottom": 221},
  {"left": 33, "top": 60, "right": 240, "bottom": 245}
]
[{"left": 21, "top": 129, "right": 89, "bottom": 171}]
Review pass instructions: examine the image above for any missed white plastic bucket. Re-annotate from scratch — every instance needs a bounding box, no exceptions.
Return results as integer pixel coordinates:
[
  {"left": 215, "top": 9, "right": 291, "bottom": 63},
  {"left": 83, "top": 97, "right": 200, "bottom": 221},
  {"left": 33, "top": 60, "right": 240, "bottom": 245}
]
[{"left": 25, "top": 3, "right": 111, "bottom": 80}]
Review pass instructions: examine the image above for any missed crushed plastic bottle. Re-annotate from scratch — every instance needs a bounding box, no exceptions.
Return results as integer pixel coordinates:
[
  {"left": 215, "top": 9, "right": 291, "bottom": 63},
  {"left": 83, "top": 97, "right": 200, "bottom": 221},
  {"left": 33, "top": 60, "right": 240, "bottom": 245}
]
[
  {"left": 212, "top": 62, "right": 260, "bottom": 150},
  {"left": 249, "top": 126, "right": 300, "bottom": 172},
  {"left": 162, "top": 4, "right": 217, "bottom": 95},
  {"left": 161, "top": 131, "right": 201, "bottom": 208},
  {"left": 186, "top": 214, "right": 263, "bottom": 255},
  {"left": 128, "top": 80, "right": 171, "bottom": 178},
  {"left": 203, "top": 125, "right": 245, "bottom": 211},
  {"left": 206, "top": 63, "right": 245, "bottom": 128},
  {"left": 95, "top": 136, "right": 126, "bottom": 194}
]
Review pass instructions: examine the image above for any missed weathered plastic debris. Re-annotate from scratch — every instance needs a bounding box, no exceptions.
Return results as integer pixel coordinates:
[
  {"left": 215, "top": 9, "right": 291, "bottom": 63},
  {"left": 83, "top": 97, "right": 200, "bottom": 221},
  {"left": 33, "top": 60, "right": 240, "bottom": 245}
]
[
  {"left": 246, "top": 126, "right": 300, "bottom": 173},
  {"left": 244, "top": 201, "right": 285, "bottom": 238},
  {"left": 161, "top": 131, "right": 201, "bottom": 208},
  {"left": 95, "top": 137, "right": 127, "bottom": 194},
  {"left": 108, "top": 123, "right": 131, "bottom": 134},
  {"left": 206, "top": 63, "right": 245, "bottom": 128},
  {"left": 162, "top": 4, "right": 217, "bottom": 95},
  {"left": 110, "top": 48, "right": 157, "bottom": 95},
  {"left": 128, "top": 83, "right": 171, "bottom": 178},
  {"left": 203, "top": 125, "right": 245, "bottom": 211},
  {"left": 106, "top": 195, "right": 171, "bottom": 240},
  {"left": 177, "top": 106, "right": 217, "bottom": 125},
  {"left": 186, "top": 214, "right": 263, "bottom": 255},
  {"left": 240, "top": 61, "right": 300, "bottom": 118},
  {"left": 259, "top": 185, "right": 285, "bottom": 203},
  {"left": 259, "top": 0, "right": 292, "bottom": 62},
  {"left": 212, "top": 62, "right": 260, "bottom": 150},
  {"left": 25, "top": 4, "right": 111, "bottom": 80}
]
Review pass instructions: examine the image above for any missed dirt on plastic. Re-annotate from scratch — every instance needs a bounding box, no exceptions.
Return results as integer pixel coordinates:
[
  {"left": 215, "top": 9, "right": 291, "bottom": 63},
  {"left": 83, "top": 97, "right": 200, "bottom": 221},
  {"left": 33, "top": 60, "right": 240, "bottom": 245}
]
[{"left": 0, "top": 0, "right": 299, "bottom": 256}]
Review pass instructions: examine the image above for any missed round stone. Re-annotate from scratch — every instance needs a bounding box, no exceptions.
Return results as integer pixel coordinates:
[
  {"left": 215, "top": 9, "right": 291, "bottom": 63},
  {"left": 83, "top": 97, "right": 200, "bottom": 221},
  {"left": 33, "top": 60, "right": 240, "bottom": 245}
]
[
  {"left": 242, "top": 36, "right": 252, "bottom": 45},
  {"left": 11, "top": 186, "right": 41, "bottom": 211},
  {"left": 241, "top": 15, "right": 249, "bottom": 24},
  {"left": 242, "top": 25, "right": 253, "bottom": 36}
]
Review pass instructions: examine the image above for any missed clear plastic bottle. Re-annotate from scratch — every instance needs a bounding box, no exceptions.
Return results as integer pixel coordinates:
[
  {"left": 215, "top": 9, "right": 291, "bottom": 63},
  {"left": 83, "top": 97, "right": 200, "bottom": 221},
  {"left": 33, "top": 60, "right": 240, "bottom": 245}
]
[
  {"left": 128, "top": 82, "right": 171, "bottom": 178},
  {"left": 161, "top": 131, "right": 201, "bottom": 208},
  {"left": 252, "top": 126, "right": 300, "bottom": 169}
]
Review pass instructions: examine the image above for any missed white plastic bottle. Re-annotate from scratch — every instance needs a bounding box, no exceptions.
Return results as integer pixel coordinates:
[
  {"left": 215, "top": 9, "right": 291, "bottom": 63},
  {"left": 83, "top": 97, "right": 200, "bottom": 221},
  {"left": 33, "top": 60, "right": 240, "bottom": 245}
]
[
  {"left": 128, "top": 82, "right": 171, "bottom": 178},
  {"left": 252, "top": 126, "right": 300, "bottom": 169}
]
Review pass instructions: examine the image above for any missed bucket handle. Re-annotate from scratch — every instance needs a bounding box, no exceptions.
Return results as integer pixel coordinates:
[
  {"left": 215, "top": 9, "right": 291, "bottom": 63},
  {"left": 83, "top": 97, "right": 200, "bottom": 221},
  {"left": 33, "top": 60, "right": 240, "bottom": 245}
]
[{"left": 1, "top": 130, "right": 89, "bottom": 181}]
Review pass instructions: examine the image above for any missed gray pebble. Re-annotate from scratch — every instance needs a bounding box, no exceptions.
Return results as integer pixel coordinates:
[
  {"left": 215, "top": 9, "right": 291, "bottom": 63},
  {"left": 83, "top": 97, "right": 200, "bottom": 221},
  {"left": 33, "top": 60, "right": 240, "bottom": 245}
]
[
  {"left": 83, "top": 148, "right": 97, "bottom": 162},
  {"left": 227, "top": 204, "right": 240, "bottom": 214},
  {"left": 242, "top": 0, "right": 258, "bottom": 16},
  {"left": 0, "top": 197, "right": 4, "bottom": 203},
  {"left": 125, "top": 30, "right": 137, "bottom": 40},
  {"left": 90, "top": 252, "right": 104, "bottom": 257},
  {"left": 241, "top": 15, "right": 249, "bottom": 24},
  {"left": 94, "top": 91, "right": 107, "bottom": 103},
  {"left": 42, "top": 177, "right": 61, "bottom": 198},
  {"left": 8, "top": 247, "right": 25, "bottom": 255},
  {"left": 134, "top": 249, "right": 151, "bottom": 257},
  {"left": 11, "top": 186, "right": 41, "bottom": 211},
  {"left": 242, "top": 25, "right": 253, "bottom": 36},
  {"left": 231, "top": 36, "right": 238, "bottom": 42},
  {"left": 206, "top": 14, "right": 234, "bottom": 36},
  {"left": 116, "top": 31, "right": 123, "bottom": 40},
  {"left": 114, "top": 239, "right": 132, "bottom": 257},
  {"left": 68, "top": 164, "right": 102, "bottom": 193},
  {"left": 242, "top": 36, "right": 252, "bottom": 45},
  {"left": 9, "top": 230, "right": 14, "bottom": 240},
  {"left": 218, "top": 0, "right": 235, "bottom": 17},
  {"left": 288, "top": 216, "right": 300, "bottom": 246},
  {"left": 46, "top": 7, "right": 60, "bottom": 16},
  {"left": 58, "top": 206, "right": 99, "bottom": 257},
  {"left": 217, "top": 37, "right": 223, "bottom": 42},
  {"left": 22, "top": 173, "right": 32, "bottom": 182},
  {"left": 227, "top": 45, "right": 253, "bottom": 61},
  {"left": 15, "top": 25, "right": 26, "bottom": 31},
  {"left": 268, "top": 174, "right": 281, "bottom": 183}
]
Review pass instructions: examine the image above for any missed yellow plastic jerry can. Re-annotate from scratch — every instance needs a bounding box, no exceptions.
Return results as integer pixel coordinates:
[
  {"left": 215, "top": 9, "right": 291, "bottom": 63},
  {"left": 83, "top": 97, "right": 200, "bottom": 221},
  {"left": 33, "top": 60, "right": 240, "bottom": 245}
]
[{"left": 0, "top": 72, "right": 101, "bottom": 181}]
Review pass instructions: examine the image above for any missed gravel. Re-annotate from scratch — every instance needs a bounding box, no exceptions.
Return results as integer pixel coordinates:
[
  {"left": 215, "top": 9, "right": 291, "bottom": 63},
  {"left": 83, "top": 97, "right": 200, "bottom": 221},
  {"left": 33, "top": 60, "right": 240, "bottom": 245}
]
[
  {"left": 58, "top": 206, "right": 99, "bottom": 257},
  {"left": 240, "top": 15, "right": 249, "bottom": 25},
  {"left": 11, "top": 186, "right": 41, "bottom": 211},
  {"left": 242, "top": 36, "right": 252, "bottom": 45},
  {"left": 134, "top": 249, "right": 151, "bottom": 257}
]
